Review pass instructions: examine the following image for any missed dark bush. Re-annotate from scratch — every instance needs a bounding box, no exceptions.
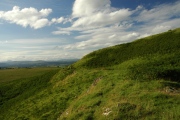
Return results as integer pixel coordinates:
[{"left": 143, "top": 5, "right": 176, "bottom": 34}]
[{"left": 157, "top": 69, "right": 180, "bottom": 82}]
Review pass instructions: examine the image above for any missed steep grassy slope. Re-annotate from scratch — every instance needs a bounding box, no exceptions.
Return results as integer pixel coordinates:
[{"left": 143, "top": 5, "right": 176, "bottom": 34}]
[
  {"left": 0, "top": 68, "right": 60, "bottom": 119},
  {"left": 0, "top": 28, "right": 180, "bottom": 120},
  {"left": 74, "top": 28, "right": 180, "bottom": 68}
]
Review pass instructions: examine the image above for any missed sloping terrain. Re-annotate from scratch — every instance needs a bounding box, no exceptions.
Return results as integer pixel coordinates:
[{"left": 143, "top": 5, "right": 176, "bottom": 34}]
[
  {"left": 74, "top": 29, "right": 180, "bottom": 68},
  {"left": 0, "top": 28, "right": 180, "bottom": 120}
]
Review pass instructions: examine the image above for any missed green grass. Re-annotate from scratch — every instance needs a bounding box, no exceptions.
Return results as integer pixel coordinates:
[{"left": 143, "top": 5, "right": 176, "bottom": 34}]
[
  {"left": 0, "top": 28, "right": 180, "bottom": 120},
  {"left": 0, "top": 67, "right": 60, "bottom": 83},
  {"left": 58, "top": 68, "right": 180, "bottom": 120},
  {"left": 0, "top": 68, "right": 60, "bottom": 119}
]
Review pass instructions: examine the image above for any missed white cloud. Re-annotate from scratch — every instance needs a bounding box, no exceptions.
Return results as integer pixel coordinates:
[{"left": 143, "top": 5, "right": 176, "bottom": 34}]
[
  {"left": 51, "top": 17, "right": 64, "bottom": 24},
  {"left": 0, "top": 6, "right": 52, "bottom": 29},
  {"left": 152, "top": 25, "right": 171, "bottom": 33},
  {"left": 71, "top": 0, "right": 131, "bottom": 28},
  {"left": 72, "top": 9, "right": 131, "bottom": 28},
  {"left": 32, "top": 19, "right": 49, "bottom": 29},
  {"left": 52, "top": 28, "right": 71, "bottom": 35},
  {"left": 1, "top": 0, "right": 180, "bottom": 61},
  {"left": 135, "top": 1, "right": 180, "bottom": 23},
  {"left": 0, "top": 38, "right": 76, "bottom": 62},
  {"left": 53, "top": 0, "right": 180, "bottom": 53},
  {"left": 72, "top": 0, "right": 111, "bottom": 17}
]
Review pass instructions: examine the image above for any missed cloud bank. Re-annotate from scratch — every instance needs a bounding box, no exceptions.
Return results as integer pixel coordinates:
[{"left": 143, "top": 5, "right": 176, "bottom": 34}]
[{"left": 1, "top": 0, "right": 180, "bottom": 61}]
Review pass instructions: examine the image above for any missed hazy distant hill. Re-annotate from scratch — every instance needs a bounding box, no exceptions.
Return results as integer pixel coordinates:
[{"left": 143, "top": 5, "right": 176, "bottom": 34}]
[
  {"left": 0, "top": 28, "right": 179, "bottom": 120},
  {"left": 0, "top": 59, "right": 78, "bottom": 68}
]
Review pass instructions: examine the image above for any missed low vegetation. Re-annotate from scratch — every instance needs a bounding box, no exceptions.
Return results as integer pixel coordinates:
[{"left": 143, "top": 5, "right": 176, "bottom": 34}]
[
  {"left": 0, "top": 28, "right": 179, "bottom": 120},
  {"left": 0, "top": 67, "right": 60, "bottom": 82}
]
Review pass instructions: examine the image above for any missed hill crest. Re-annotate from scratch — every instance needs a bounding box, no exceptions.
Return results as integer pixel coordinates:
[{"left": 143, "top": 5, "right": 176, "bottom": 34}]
[{"left": 73, "top": 28, "right": 180, "bottom": 68}]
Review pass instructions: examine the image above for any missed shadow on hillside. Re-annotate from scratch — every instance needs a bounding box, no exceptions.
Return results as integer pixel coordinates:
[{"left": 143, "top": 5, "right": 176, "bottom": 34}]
[
  {"left": 158, "top": 69, "right": 180, "bottom": 82},
  {"left": 161, "top": 81, "right": 180, "bottom": 88}
]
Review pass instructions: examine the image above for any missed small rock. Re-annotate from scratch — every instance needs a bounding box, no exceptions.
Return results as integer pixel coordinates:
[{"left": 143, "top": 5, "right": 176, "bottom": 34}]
[{"left": 102, "top": 108, "right": 112, "bottom": 116}]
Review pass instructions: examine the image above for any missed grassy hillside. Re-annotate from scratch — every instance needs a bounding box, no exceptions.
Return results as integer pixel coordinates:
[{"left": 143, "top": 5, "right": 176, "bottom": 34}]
[
  {"left": 0, "top": 68, "right": 60, "bottom": 83},
  {"left": 0, "top": 28, "right": 180, "bottom": 120},
  {"left": 74, "top": 28, "right": 180, "bottom": 68}
]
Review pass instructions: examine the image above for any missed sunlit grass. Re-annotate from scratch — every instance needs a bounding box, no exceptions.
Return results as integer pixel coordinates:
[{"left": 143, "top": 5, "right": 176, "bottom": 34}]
[
  {"left": 0, "top": 67, "right": 60, "bottom": 83},
  {"left": 0, "top": 28, "right": 180, "bottom": 120}
]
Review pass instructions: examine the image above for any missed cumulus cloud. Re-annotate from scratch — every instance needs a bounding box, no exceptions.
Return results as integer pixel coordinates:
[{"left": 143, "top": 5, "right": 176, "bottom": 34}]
[
  {"left": 72, "top": 9, "right": 131, "bottom": 27},
  {"left": 1, "top": 0, "right": 180, "bottom": 61},
  {"left": 51, "top": 17, "right": 64, "bottom": 24},
  {"left": 0, "top": 6, "right": 52, "bottom": 29},
  {"left": 52, "top": 0, "right": 133, "bottom": 36},
  {"left": 53, "top": 0, "right": 180, "bottom": 53},
  {"left": 52, "top": 0, "right": 139, "bottom": 50},
  {"left": 71, "top": 0, "right": 131, "bottom": 28},
  {"left": 72, "top": 0, "right": 111, "bottom": 17}
]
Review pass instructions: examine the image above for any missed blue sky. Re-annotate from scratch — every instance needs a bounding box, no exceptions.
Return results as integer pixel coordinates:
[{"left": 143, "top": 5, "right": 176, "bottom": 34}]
[{"left": 0, "top": 0, "right": 180, "bottom": 61}]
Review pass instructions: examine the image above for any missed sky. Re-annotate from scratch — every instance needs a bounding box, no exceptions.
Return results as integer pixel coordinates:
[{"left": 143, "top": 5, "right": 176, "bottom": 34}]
[{"left": 0, "top": 0, "right": 180, "bottom": 62}]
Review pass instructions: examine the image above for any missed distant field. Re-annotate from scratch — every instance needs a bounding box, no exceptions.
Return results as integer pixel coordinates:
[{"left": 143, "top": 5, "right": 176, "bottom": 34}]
[{"left": 0, "top": 67, "right": 60, "bottom": 83}]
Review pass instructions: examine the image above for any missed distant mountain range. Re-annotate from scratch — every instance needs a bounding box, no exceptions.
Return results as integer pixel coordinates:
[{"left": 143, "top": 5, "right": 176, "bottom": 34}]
[{"left": 0, "top": 59, "right": 78, "bottom": 68}]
